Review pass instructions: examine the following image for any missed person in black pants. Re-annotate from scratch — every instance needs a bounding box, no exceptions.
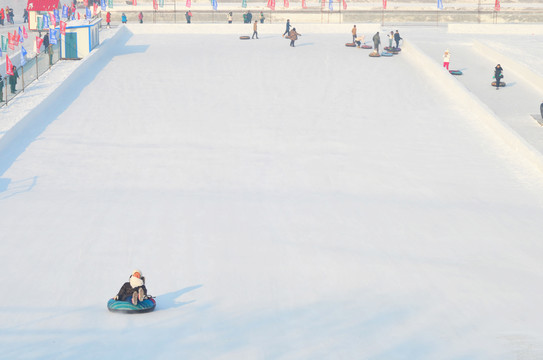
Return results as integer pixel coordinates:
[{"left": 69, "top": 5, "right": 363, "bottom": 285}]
[{"left": 494, "top": 64, "right": 504, "bottom": 90}]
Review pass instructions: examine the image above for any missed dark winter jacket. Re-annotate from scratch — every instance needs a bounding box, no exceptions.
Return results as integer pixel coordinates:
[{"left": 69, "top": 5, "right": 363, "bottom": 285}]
[
  {"left": 43, "top": 34, "right": 50, "bottom": 49},
  {"left": 116, "top": 275, "right": 147, "bottom": 301},
  {"left": 494, "top": 65, "right": 503, "bottom": 79},
  {"left": 9, "top": 68, "right": 18, "bottom": 85},
  {"left": 394, "top": 32, "right": 401, "bottom": 42},
  {"left": 373, "top": 32, "right": 380, "bottom": 46}
]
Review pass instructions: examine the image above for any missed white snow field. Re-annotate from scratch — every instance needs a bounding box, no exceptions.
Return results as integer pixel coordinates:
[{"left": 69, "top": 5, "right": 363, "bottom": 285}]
[{"left": 2, "top": 22, "right": 543, "bottom": 360}]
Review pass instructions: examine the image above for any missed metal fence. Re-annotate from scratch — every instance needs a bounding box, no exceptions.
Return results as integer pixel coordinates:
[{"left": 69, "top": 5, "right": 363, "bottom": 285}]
[{"left": 1, "top": 43, "right": 61, "bottom": 108}]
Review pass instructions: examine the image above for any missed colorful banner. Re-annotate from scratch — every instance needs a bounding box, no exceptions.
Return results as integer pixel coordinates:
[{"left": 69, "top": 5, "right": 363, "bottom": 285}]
[
  {"left": 302, "top": 0, "right": 307, "bottom": 9},
  {"left": 212, "top": 0, "right": 217, "bottom": 10},
  {"left": 329, "top": 0, "right": 333, "bottom": 11},
  {"left": 153, "top": 0, "right": 158, "bottom": 10},
  {"left": 267, "top": 0, "right": 275, "bottom": 10},
  {"left": 6, "top": 55, "right": 13, "bottom": 76},
  {"left": 133, "top": 0, "right": 137, "bottom": 6},
  {"left": 86, "top": 7, "right": 92, "bottom": 19},
  {"left": 93, "top": 2, "right": 98, "bottom": 15},
  {"left": 437, "top": 0, "right": 443, "bottom": 9},
  {"left": 43, "top": 13, "right": 50, "bottom": 28},
  {"left": 21, "top": 46, "right": 27, "bottom": 66},
  {"left": 494, "top": 0, "right": 500, "bottom": 11},
  {"left": 186, "top": 0, "right": 191, "bottom": 7},
  {"left": 36, "top": 36, "right": 44, "bottom": 53},
  {"left": 8, "top": 33, "right": 14, "bottom": 50},
  {"left": 101, "top": 0, "right": 106, "bottom": 10},
  {"left": 60, "top": 21, "right": 66, "bottom": 35},
  {"left": 284, "top": 0, "right": 289, "bottom": 8},
  {"left": 50, "top": 11, "right": 56, "bottom": 27},
  {"left": 383, "top": 0, "right": 386, "bottom": 9},
  {"left": 49, "top": 28, "right": 57, "bottom": 45},
  {"left": 342, "top": 0, "right": 347, "bottom": 10},
  {"left": 62, "top": 4, "right": 68, "bottom": 18},
  {"left": 54, "top": 9, "right": 60, "bottom": 23}
]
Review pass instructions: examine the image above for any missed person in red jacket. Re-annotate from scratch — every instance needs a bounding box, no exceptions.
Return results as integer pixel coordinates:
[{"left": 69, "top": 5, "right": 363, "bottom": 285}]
[
  {"left": 0, "top": 8, "right": 4, "bottom": 26},
  {"left": 106, "top": 11, "right": 111, "bottom": 28}
]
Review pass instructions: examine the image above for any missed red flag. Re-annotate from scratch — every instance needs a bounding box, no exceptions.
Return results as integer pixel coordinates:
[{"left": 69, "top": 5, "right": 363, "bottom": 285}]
[
  {"left": 8, "top": 32, "right": 14, "bottom": 50},
  {"left": 93, "top": 2, "right": 98, "bottom": 14},
  {"left": 267, "top": 0, "right": 275, "bottom": 10},
  {"left": 6, "top": 55, "right": 13, "bottom": 75},
  {"left": 383, "top": 0, "right": 387, "bottom": 9},
  {"left": 77, "top": 12, "right": 81, "bottom": 19},
  {"left": 36, "top": 36, "right": 44, "bottom": 53},
  {"left": 342, "top": 0, "right": 347, "bottom": 10},
  {"left": 23, "top": 26, "right": 28, "bottom": 39},
  {"left": 302, "top": 0, "right": 307, "bottom": 8},
  {"left": 83, "top": 0, "right": 88, "bottom": 6},
  {"left": 50, "top": 11, "right": 56, "bottom": 27},
  {"left": 133, "top": 0, "right": 137, "bottom": 5},
  {"left": 153, "top": 0, "right": 158, "bottom": 10},
  {"left": 284, "top": 0, "right": 288, "bottom": 8},
  {"left": 15, "top": 30, "right": 20, "bottom": 45},
  {"left": 60, "top": 21, "right": 66, "bottom": 35},
  {"left": 494, "top": 0, "right": 500, "bottom": 11}
]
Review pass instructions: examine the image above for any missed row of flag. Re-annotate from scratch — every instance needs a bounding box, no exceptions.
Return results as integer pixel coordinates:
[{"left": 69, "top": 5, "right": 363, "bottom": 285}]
[{"left": 380, "top": 0, "right": 500, "bottom": 10}]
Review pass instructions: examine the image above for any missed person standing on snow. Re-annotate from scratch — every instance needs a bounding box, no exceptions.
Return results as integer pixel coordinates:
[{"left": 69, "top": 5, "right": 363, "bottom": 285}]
[
  {"left": 9, "top": 65, "right": 19, "bottom": 94},
  {"left": 252, "top": 20, "right": 259, "bottom": 39},
  {"left": 388, "top": 31, "right": 394, "bottom": 48},
  {"left": 373, "top": 32, "right": 381, "bottom": 53},
  {"left": 288, "top": 27, "right": 301, "bottom": 47},
  {"left": 138, "top": 11, "right": 143, "bottom": 23},
  {"left": 394, "top": 30, "right": 402, "bottom": 49},
  {"left": 443, "top": 49, "right": 451, "bottom": 70},
  {"left": 282, "top": 19, "right": 291, "bottom": 37},
  {"left": 351, "top": 25, "right": 357, "bottom": 43},
  {"left": 114, "top": 269, "right": 149, "bottom": 306},
  {"left": 494, "top": 64, "right": 504, "bottom": 89}
]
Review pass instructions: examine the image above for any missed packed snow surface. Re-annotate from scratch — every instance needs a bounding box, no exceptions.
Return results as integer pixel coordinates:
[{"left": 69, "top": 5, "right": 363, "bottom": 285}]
[{"left": 1, "top": 19, "right": 543, "bottom": 360}]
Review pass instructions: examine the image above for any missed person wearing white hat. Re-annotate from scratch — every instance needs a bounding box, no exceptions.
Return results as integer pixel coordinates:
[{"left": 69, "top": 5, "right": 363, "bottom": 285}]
[
  {"left": 443, "top": 49, "right": 451, "bottom": 70},
  {"left": 113, "top": 269, "right": 148, "bottom": 305}
]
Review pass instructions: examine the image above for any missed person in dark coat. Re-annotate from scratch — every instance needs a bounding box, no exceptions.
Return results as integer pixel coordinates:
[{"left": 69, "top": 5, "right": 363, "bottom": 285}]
[
  {"left": 282, "top": 19, "right": 291, "bottom": 37},
  {"left": 9, "top": 66, "right": 19, "bottom": 94},
  {"left": 185, "top": 11, "right": 192, "bottom": 23},
  {"left": 373, "top": 31, "right": 381, "bottom": 53},
  {"left": 114, "top": 269, "right": 149, "bottom": 305},
  {"left": 0, "top": 73, "right": 4, "bottom": 102},
  {"left": 394, "top": 30, "right": 402, "bottom": 49},
  {"left": 494, "top": 64, "right": 504, "bottom": 89}
]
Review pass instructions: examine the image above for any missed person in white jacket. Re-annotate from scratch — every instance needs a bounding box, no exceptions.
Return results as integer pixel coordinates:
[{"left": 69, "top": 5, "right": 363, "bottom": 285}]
[{"left": 443, "top": 49, "right": 451, "bottom": 70}]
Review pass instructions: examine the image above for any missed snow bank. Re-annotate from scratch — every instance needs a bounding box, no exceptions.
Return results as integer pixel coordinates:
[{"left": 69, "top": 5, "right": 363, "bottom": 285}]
[
  {"left": 124, "top": 23, "right": 380, "bottom": 34},
  {"left": 472, "top": 39, "right": 543, "bottom": 93},
  {"left": 448, "top": 23, "right": 543, "bottom": 34},
  {"left": 403, "top": 38, "right": 543, "bottom": 173}
]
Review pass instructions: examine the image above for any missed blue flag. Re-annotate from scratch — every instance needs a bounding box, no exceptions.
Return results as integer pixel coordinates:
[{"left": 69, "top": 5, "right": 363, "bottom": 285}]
[
  {"left": 101, "top": 0, "right": 106, "bottom": 10},
  {"left": 71, "top": 13, "right": 75, "bottom": 20},
  {"left": 437, "top": 0, "right": 443, "bottom": 9},
  {"left": 21, "top": 46, "right": 27, "bottom": 66},
  {"left": 54, "top": 9, "right": 60, "bottom": 23},
  {"left": 0, "top": 47, "right": 2, "bottom": 58},
  {"left": 43, "top": 13, "right": 50, "bottom": 28},
  {"left": 50, "top": 28, "right": 57, "bottom": 44},
  {"left": 62, "top": 5, "right": 68, "bottom": 18},
  {"left": 212, "top": 0, "right": 218, "bottom": 10},
  {"left": 86, "top": 7, "right": 92, "bottom": 19},
  {"left": 329, "top": 0, "right": 333, "bottom": 10}
]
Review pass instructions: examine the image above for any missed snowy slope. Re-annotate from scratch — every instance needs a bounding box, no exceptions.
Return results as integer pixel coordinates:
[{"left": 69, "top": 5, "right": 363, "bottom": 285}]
[{"left": 1, "top": 24, "right": 543, "bottom": 359}]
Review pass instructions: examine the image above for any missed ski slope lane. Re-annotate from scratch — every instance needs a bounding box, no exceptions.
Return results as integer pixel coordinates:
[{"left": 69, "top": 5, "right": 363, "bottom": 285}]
[{"left": 1, "top": 28, "right": 543, "bottom": 359}]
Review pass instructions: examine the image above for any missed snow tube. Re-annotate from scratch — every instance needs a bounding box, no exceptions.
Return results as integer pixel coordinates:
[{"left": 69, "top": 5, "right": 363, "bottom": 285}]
[
  {"left": 369, "top": 52, "right": 381, "bottom": 57},
  {"left": 360, "top": 45, "right": 372, "bottom": 49},
  {"left": 540, "top": 102, "right": 543, "bottom": 119},
  {"left": 381, "top": 52, "right": 394, "bottom": 57},
  {"left": 491, "top": 81, "right": 506, "bottom": 87},
  {"left": 345, "top": 42, "right": 356, "bottom": 47},
  {"left": 384, "top": 46, "right": 401, "bottom": 52},
  {"left": 239, "top": 36, "right": 250, "bottom": 40},
  {"left": 449, "top": 70, "right": 462, "bottom": 75},
  {"left": 107, "top": 297, "right": 156, "bottom": 313}
]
